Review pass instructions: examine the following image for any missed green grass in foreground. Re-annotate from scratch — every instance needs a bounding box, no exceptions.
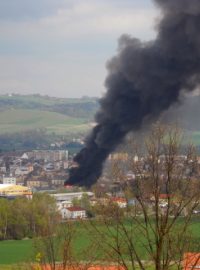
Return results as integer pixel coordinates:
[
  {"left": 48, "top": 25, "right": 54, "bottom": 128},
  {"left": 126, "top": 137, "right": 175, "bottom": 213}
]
[
  {"left": 0, "top": 239, "right": 33, "bottom": 265},
  {"left": 0, "top": 218, "right": 200, "bottom": 265}
]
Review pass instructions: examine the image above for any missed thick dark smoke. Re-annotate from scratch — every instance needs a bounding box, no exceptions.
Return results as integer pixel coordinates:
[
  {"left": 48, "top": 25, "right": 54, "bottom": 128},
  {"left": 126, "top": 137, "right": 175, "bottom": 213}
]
[{"left": 66, "top": 0, "right": 200, "bottom": 187}]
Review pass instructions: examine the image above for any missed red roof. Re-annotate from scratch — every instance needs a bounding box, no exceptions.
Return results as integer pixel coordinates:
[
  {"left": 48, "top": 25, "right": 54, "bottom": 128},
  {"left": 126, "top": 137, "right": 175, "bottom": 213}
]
[
  {"left": 66, "top": 206, "right": 85, "bottom": 212},
  {"left": 183, "top": 253, "right": 200, "bottom": 270},
  {"left": 64, "top": 184, "right": 73, "bottom": 188},
  {"left": 111, "top": 197, "right": 126, "bottom": 203},
  {"left": 159, "top": 194, "right": 172, "bottom": 199}
]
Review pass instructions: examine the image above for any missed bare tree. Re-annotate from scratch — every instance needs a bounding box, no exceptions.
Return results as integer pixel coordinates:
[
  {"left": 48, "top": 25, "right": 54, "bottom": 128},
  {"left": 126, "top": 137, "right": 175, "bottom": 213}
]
[
  {"left": 88, "top": 124, "right": 200, "bottom": 270},
  {"left": 33, "top": 218, "right": 100, "bottom": 270}
]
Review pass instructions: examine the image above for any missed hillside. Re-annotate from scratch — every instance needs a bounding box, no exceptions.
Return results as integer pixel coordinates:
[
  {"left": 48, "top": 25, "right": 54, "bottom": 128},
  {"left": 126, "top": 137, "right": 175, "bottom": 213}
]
[
  {"left": 0, "top": 109, "right": 92, "bottom": 135},
  {"left": 0, "top": 94, "right": 99, "bottom": 120},
  {"left": 0, "top": 94, "right": 99, "bottom": 151},
  {"left": 0, "top": 94, "right": 98, "bottom": 135},
  {"left": 0, "top": 94, "right": 200, "bottom": 151}
]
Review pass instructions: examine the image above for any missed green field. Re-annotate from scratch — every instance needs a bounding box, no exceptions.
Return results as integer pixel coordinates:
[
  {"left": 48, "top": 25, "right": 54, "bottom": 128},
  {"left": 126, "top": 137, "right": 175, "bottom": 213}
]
[
  {"left": 0, "top": 239, "right": 33, "bottom": 265},
  {"left": 0, "top": 109, "right": 92, "bottom": 135},
  {"left": 0, "top": 218, "right": 200, "bottom": 266},
  {"left": 0, "top": 224, "right": 91, "bottom": 265},
  {"left": 0, "top": 94, "right": 98, "bottom": 137}
]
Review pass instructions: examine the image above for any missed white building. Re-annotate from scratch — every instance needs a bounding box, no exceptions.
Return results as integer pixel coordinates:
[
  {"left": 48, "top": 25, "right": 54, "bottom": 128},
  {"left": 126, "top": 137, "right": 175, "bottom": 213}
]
[
  {"left": 57, "top": 200, "right": 72, "bottom": 210},
  {"left": 27, "top": 150, "right": 68, "bottom": 162},
  {"left": 51, "top": 192, "right": 94, "bottom": 203},
  {"left": 3, "top": 177, "right": 16, "bottom": 185},
  {"left": 15, "top": 167, "right": 29, "bottom": 176},
  {"left": 61, "top": 206, "right": 86, "bottom": 219}
]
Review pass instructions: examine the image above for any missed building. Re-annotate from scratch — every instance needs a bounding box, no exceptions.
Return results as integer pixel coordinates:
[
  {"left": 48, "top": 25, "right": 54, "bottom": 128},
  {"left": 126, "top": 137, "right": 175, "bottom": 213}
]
[
  {"left": 0, "top": 184, "right": 32, "bottom": 198},
  {"left": 26, "top": 179, "right": 48, "bottom": 188},
  {"left": 51, "top": 192, "right": 94, "bottom": 203},
  {"left": 108, "top": 152, "right": 128, "bottom": 161},
  {"left": 57, "top": 200, "right": 72, "bottom": 211},
  {"left": 15, "top": 166, "right": 30, "bottom": 176},
  {"left": 150, "top": 194, "right": 173, "bottom": 206},
  {"left": 111, "top": 197, "right": 127, "bottom": 208},
  {"left": 50, "top": 179, "right": 65, "bottom": 186},
  {"left": 3, "top": 176, "right": 16, "bottom": 185},
  {"left": 62, "top": 206, "right": 86, "bottom": 219},
  {"left": 26, "top": 150, "right": 68, "bottom": 162}
]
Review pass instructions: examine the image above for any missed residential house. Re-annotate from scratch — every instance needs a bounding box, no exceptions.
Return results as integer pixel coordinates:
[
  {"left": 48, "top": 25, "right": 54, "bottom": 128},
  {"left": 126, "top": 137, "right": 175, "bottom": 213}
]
[
  {"left": 26, "top": 177, "right": 49, "bottom": 188},
  {"left": 111, "top": 197, "right": 127, "bottom": 208},
  {"left": 150, "top": 193, "right": 173, "bottom": 208},
  {"left": 57, "top": 200, "right": 72, "bottom": 211},
  {"left": 50, "top": 178, "right": 65, "bottom": 186},
  {"left": 61, "top": 206, "right": 87, "bottom": 219},
  {"left": 15, "top": 166, "right": 30, "bottom": 176}
]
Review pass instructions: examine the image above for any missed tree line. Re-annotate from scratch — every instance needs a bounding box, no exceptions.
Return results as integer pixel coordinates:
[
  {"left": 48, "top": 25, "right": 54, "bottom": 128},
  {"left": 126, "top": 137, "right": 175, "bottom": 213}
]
[{"left": 0, "top": 193, "right": 59, "bottom": 240}]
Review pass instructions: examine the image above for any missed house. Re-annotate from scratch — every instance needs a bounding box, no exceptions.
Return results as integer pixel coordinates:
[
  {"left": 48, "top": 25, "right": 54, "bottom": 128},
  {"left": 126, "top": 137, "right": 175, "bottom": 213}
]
[
  {"left": 44, "top": 163, "right": 55, "bottom": 172},
  {"left": 111, "top": 197, "right": 127, "bottom": 208},
  {"left": 57, "top": 200, "right": 72, "bottom": 211},
  {"left": 62, "top": 206, "right": 87, "bottom": 219},
  {"left": 90, "top": 198, "right": 98, "bottom": 206},
  {"left": 183, "top": 253, "right": 200, "bottom": 270},
  {"left": 51, "top": 192, "right": 94, "bottom": 203},
  {"left": 150, "top": 193, "right": 173, "bottom": 207},
  {"left": 3, "top": 176, "right": 16, "bottom": 185},
  {"left": 0, "top": 165, "right": 6, "bottom": 173},
  {"left": 21, "top": 153, "right": 29, "bottom": 160},
  {"left": 26, "top": 176, "right": 49, "bottom": 188},
  {"left": 15, "top": 166, "right": 30, "bottom": 176},
  {"left": 50, "top": 178, "right": 65, "bottom": 186}
]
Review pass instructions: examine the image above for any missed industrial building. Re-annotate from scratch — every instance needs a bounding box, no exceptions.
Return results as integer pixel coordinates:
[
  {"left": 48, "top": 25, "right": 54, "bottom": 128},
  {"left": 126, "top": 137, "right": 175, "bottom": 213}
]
[{"left": 0, "top": 184, "right": 32, "bottom": 198}]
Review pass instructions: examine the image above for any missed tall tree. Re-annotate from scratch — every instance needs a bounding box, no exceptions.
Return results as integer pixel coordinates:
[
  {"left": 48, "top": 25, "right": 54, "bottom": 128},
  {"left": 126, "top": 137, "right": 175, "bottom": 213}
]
[
  {"left": 88, "top": 124, "right": 200, "bottom": 270},
  {"left": 0, "top": 198, "right": 10, "bottom": 240}
]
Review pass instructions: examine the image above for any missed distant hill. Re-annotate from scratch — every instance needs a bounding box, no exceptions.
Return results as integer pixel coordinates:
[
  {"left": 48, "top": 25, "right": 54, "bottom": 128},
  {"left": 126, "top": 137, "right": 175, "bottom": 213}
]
[
  {"left": 0, "top": 109, "right": 93, "bottom": 135},
  {"left": 0, "top": 93, "right": 200, "bottom": 146},
  {"left": 0, "top": 94, "right": 99, "bottom": 151},
  {"left": 0, "top": 94, "right": 98, "bottom": 135},
  {"left": 0, "top": 94, "right": 99, "bottom": 120}
]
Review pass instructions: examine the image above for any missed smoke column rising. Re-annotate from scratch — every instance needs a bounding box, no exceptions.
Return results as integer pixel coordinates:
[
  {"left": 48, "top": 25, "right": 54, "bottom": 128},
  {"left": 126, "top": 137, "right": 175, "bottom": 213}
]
[{"left": 66, "top": 0, "right": 200, "bottom": 187}]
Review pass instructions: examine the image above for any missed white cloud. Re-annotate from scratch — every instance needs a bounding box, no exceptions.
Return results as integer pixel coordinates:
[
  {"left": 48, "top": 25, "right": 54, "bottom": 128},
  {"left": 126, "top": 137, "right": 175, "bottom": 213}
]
[
  {"left": 0, "top": 0, "right": 68, "bottom": 21},
  {"left": 0, "top": 0, "right": 159, "bottom": 97},
  {"left": 0, "top": 0, "right": 157, "bottom": 41}
]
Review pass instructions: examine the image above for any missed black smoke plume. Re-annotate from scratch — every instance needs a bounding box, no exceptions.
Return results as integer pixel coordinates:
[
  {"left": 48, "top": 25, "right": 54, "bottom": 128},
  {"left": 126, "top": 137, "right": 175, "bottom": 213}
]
[{"left": 66, "top": 0, "right": 200, "bottom": 187}]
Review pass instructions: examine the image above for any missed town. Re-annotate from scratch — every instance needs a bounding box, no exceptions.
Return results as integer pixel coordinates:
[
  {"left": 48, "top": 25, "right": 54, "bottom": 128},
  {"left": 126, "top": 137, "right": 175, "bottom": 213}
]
[
  {"left": 1, "top": 0, "right": 200, "bottom": 268},
  {"left": 1, "top": 125, "right": 200, "bottom": 270},
  {"left": 0, "top": 143, "right": 200, "bottom": 220}
]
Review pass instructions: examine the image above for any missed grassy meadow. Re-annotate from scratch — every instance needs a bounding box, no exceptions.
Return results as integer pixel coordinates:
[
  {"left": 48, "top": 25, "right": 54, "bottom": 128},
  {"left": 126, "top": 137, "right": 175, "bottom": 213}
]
[
  {"left": 0, "top": 109, "right": 92, "bottom": 135},
  {"left": 0, "top": 94, "right": 98, "bottom": 137},
  {"left": 0, "top": 239, "right": 33, "bottom": 265},
  {"left": 0, "top": 218, "right": 200, "bottom": 266}
]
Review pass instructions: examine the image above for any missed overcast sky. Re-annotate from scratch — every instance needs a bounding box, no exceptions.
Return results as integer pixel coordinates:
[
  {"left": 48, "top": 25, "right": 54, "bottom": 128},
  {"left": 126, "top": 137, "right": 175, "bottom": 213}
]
[{"left": 0, "top": 0, "right": 159, "bottom": 98}]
